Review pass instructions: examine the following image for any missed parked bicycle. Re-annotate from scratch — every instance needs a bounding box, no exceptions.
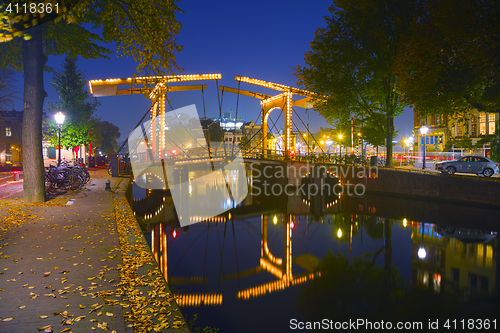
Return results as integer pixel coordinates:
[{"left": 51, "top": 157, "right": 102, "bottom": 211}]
[{"left": 45, "top": 160, "right": 90, "bottom": 192}]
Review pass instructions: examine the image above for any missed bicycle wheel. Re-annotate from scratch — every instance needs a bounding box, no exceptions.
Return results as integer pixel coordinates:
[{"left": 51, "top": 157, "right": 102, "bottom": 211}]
[
  {"left": 67, "top": 173, "right": 83, "bottom": 191},
  {"left": 107, "top": 164, "right": 112, "bottom": 175}
]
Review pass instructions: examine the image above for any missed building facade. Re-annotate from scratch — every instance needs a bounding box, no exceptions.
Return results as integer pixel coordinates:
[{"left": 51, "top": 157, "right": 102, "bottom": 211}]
[
  {"left": 414, "top": 111, "right": 499, "bottom": 156},
  {"left": 241, "top": 121, "right": 262, "bottom": 152},
  {"left": 0, "top": 109, "right": 23, "bottom": 164}
]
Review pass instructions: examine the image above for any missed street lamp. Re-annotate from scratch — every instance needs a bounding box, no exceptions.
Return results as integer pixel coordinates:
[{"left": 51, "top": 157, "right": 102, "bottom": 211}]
[
  {"left": 420, "top": 126, "right": 428, "bottom": 170},
  {"left": 338, "top": 134, "right": 343, "bottom": 161},
  {"left": 54, "top": 112, "right": 65, "bottom": 166}
]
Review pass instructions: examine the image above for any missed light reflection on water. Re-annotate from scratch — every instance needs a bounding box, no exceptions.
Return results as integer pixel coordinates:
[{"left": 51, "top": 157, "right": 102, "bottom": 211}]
[{"left": 128, "top": 170, "right": 499, "bottom": 332}]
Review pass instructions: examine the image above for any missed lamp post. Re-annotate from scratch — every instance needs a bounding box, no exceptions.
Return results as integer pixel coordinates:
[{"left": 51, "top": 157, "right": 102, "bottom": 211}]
[
  {"left": 54, "top": 112, "right": 65, "bottom": 166},
  {"left": 420, "top": 126, "right": 428, "bottom": 170},
  {"left": 338, "top": 134, "right": 343, "bottom": 162}
]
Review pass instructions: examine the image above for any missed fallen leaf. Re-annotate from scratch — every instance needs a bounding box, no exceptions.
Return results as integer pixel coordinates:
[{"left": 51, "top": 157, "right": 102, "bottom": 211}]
[
  {"left": 18, "top": 305, "right": 26, "bottom": 309},
  {"left": 2, "top": 318, "right": 13, "bottom": 322},
  {"left": 39, "top": 315, "right": 48, "bottom": 319},
  {"left": 36, "top": 325, "right": 51, "bottom": 331},
  {"left": 105, "top": 312, "right": 113, "bottom": 317}
]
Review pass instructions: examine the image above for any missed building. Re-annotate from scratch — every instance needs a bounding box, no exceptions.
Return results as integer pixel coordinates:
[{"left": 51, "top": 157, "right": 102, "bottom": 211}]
[
  {"left": 212, "top": 112, "right": 244, "bottom": 130},
  {"left": 0, "top": 109, "right": 23, "bottom": 164},
  {"left": 414, "top": 111, "right": 499, "bottom": 156},
  {"left": 241, "top": 121, "right": 262, "bottom": 152},
  {"left": 223, "top": 129, "right": 243, "bottom": 150}
]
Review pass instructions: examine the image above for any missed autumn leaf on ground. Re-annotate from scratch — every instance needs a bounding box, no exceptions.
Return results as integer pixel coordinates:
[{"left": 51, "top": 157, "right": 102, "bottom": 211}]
[
  {"left": 2, "top": 317, "right": 13, "bottom": 322},
  {"left": 44, "top": 272, "right": 51, "bottom": 277},
  {"left": 36, "top": 325, "right": 51, "bottom": 331},
  {"left": 39, "top": 315, "right": 48, "bottom": 319},
  {"left": 18, "top": 305, "right": 26, "bottom": 309},
  {"left": 79, "top": 304, "right": 86, "bottom": 309}
]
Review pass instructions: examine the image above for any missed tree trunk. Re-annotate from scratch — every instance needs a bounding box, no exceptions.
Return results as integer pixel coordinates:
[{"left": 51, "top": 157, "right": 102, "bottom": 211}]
[
  {"left": 385, "top": 114, "right": 394, "bottom": 168},
  {"left": 22, "top": 25, "right": 46, "bottom": 203}
]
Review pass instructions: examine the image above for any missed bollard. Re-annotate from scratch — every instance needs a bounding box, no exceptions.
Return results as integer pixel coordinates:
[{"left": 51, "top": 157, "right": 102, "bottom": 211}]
[
  {"left": 13, "top": 170, "right": 19, "bottom": 181},
  {"left": 105, "top": 179, "right": 111, "bottom": 190}
]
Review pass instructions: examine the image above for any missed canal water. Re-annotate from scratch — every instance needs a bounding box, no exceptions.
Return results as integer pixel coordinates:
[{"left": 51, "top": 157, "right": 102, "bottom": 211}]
[{"left": 128, "top": 169, "right": 499, "bottom": 332}]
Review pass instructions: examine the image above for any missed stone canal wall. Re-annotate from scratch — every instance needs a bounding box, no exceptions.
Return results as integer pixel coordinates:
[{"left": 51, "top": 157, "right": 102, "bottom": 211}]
[{"left": 347, "top": 168, "right": 500, "bottom": 207}]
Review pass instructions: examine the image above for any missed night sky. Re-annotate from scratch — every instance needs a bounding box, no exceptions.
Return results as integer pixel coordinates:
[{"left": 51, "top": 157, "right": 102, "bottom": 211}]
[{"left": 9, "top": 0, "right": 414, "bottom": 148}]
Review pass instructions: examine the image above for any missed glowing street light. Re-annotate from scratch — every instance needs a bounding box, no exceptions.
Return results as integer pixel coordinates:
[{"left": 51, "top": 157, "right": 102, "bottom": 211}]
[
  {"left": 54, "top": 112, "right": 65, "bottom": 166},
  {"left": 337, "top": 228, "right": 342, "bottom": 238},
  {"left": 338, "top": 134, "right": 343, "bottom": 161},
  {"left": 420, "top": 126, "right": 429, "bottom": 170}
]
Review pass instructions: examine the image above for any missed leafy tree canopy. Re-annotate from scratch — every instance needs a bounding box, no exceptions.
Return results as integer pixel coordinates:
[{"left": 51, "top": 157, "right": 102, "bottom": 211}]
[
  {"left": 394, "top": 0, "right": 500, "bottom": 116},
  {"left": 295, "top": 0, "right": 415, "bottom": 166},
  {"left": 0, "top": 69, "right": 16, "bottom": 109},
  {"left": 99, "top": 120, "right": 121, "bottom": 155},
  {"left": 43, "top": 56, "right": 101, "bottom": 152},
  {"left": 0, "top": 0, "right": 183, "bottom": 75}
]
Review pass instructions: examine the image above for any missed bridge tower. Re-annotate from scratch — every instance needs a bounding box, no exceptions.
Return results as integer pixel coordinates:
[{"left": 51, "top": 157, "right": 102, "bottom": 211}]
[
  {"left": 89, "top": 74, "right": 222, "bottom": 157},
  {"left": 221, "top": 76, "right": 317, "bottom": 159}
]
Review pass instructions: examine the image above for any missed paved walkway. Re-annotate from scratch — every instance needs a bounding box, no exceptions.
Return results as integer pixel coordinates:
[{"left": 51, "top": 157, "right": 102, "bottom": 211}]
[{"left": 0, "top": 168, "right": 188, "bottom": 333}]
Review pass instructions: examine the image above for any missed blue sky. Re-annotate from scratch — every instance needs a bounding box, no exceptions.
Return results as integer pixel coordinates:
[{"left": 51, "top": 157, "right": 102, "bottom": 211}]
[{"left": 8, "top": 0, "right": 414, "bottom": 145}]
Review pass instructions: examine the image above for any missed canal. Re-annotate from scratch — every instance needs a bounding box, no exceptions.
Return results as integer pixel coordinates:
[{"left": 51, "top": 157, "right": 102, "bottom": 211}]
[{"left": 128, "top": 167, "right": 499, "bottom": 332}]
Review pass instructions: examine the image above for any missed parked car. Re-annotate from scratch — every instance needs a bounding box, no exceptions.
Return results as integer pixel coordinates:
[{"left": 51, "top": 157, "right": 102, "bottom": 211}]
[
  {"left": 435, "top": 155, "right": 499, "bottom": 177},
  {"left": 435, "top": 225, "right": 497, "bottom": 244}
]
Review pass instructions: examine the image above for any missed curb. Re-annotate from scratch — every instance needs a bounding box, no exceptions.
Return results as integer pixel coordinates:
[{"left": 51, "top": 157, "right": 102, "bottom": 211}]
[{"left": 111, "top": 176, "right": 189, "bottom": 332}]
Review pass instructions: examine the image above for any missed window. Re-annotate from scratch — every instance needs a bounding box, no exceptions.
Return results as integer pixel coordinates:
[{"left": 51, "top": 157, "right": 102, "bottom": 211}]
[
  {"left": 43, "top": 147, "right": 48, "bottom": 158},
  {"left": 5, "top": 127, "right": 11, "bottom": 136},
  {"left": 435, "top": 115, "right": 442, "bottom": 125},
  {"left": 479, "top": 113, "right": 486, "bottom": 135},
  {"left": 470, "top": 114, "right": 477, "bottom": 137},
  {"left": 489, "top": 113, "right": 496, "bottom": 134}
]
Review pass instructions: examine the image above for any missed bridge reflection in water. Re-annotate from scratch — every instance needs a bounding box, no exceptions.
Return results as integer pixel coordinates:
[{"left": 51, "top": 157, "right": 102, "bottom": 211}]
[
  {"left": 149, "top": 210, "right": 321, "bottom": 307},
  {"left": 128, "top": 168, "right": 498, "bottom": 332}
]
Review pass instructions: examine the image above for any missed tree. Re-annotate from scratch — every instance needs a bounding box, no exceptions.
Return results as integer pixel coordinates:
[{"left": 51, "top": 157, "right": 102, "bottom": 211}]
[
  {"left": 393, "top": 0, "right": 500, "bottom": 161},
  {"left": 44, "top": 56, "right": 101, "bottom": 156},
  {"left": 295, "top": 0, "right": 415, "bottom": 167},
  {"left": 99, "top": 120, "right": 121, "bottom": 155},
  {"left": 0, "top": 69, "right": 16, "bottom": 110},
  {"left": 0, "top": 0, "right": 183, "bottom": 202}
]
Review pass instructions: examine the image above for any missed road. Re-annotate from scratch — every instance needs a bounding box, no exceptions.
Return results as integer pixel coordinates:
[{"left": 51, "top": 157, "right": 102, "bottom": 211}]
[{"left": 0, "top": 171, "right": 24, "bottom": 200}]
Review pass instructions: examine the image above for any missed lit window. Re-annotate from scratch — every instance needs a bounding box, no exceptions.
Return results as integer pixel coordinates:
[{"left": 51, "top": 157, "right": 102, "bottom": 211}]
[
  {"left": 6, "top": 127, "right": 11, "bottom": 137},
  {"left": 479, "top": 113, "right": 486, "bottom": 135},
  {"left": 489, "top": 113, "right": 496, "bottom": 134}
]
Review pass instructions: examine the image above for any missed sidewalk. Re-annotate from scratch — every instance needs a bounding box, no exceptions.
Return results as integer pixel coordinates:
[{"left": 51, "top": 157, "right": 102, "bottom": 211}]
[{"left": 0, "top": 168, "right": 188, "bottom": 332}]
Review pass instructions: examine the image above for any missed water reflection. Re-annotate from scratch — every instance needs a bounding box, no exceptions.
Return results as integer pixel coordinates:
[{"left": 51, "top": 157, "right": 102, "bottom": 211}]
[{"left": 128, "top": 169, "right": 499, "bottom": 332}]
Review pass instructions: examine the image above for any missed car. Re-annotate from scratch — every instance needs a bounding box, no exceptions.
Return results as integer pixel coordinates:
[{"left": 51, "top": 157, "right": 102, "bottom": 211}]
[
  {"left": 435, "top": 155, "right": 499, "bottom": 177},
  {"left": 435, "top": 226, "right": 497, "bottom": 244}
]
